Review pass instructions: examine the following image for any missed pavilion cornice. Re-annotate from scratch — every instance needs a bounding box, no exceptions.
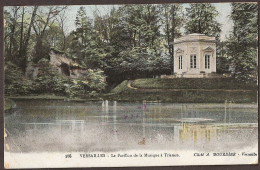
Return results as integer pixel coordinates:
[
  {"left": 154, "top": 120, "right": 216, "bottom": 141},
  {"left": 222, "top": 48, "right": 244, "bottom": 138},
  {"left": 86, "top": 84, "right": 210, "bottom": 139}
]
[{"left": 174, "top": 39, "right": 218, "bottom": 45}]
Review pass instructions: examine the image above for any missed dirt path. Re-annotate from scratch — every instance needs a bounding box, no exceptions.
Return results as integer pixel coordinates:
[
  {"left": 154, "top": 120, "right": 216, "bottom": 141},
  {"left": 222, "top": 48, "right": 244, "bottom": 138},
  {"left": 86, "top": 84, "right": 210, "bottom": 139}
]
[{"left": 127, "top": 80, "right": 254, "bottom": 92}]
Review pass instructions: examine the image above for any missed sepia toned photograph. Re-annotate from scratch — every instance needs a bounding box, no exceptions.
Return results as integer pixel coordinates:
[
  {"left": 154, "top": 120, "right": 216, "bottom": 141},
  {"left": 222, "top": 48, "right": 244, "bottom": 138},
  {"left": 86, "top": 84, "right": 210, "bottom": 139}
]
[{"left": 3, "top": 1, "right": 258, "bottom": 169}]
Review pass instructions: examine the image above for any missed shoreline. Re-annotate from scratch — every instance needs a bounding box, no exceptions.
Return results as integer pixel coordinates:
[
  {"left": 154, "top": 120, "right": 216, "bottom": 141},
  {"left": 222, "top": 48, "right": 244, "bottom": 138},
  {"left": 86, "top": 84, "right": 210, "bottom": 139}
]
[{"left": 4, "top": 95, "right": 258, "bottom": 105}]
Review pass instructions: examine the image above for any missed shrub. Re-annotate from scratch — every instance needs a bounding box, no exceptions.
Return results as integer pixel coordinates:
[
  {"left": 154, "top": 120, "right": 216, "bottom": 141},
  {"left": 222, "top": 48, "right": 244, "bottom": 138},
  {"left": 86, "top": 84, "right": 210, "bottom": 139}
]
[
  {"left": 32, "top": 61, "right": 69, "bottom": 95},
  {"left": 5, "top": 62, "right": 33, "bottom": 95},
  {"left": 65, "top": 69, "right": 107, "bottom": 98}
]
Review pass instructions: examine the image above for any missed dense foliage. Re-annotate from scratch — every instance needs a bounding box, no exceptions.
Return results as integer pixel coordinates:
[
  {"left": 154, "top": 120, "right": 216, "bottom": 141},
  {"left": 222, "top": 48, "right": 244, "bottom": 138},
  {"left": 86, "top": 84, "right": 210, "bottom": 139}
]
[
  {"left": 226, "top": 3, "right": 258, "bottom": 82},
  {"left": 5, "top": 60, "right": 106, "bottom": 97},
  {"left": 4, "top": 3, "right": 258, "bottom": 97},
  {"left": 185, "top": 3, "right": 221, "bottom": 40},
  {"left": 5, "top": 62, "right": 33, "bottom": 95}
]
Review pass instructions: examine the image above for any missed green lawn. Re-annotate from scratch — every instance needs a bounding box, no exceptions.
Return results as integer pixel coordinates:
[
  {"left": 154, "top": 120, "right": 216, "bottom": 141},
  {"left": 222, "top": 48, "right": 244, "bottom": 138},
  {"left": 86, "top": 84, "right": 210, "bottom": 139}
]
[
  {"left": 107, "top": 78, "right": 257, "bottom": 103},
  {"left": 110, "top": 80, "right": 130, "bottom": 94},
  {"left": 132, "top": 78, "right": 257, "bottom": 90}
]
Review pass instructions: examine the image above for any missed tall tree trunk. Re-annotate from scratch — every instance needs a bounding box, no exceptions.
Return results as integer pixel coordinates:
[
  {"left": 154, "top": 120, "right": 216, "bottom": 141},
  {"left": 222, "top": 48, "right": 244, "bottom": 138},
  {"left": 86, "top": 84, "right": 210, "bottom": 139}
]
[
  {"left": 21, "top": 6, "right": 38, "bottom": 72},
  {"left": 63, "top": 33, "right": 66, "bottom": 50},
  {"left": 19, "top": 7, "right": 24, "bottom": 58},
  {"left": 138, "top": 30, "right": 141, "bottom": 47},
  {"left": 165, "top": 8, "right": 170, "bottom": 48},
  {"left": 8, "top": 7, "right": 19, "bottom": 62},
  {"left": 133, "top": 30, "right": 136, "bottom": 47},
  {"left": 171, "top": 5, "right": 176, "bottom": 74}
]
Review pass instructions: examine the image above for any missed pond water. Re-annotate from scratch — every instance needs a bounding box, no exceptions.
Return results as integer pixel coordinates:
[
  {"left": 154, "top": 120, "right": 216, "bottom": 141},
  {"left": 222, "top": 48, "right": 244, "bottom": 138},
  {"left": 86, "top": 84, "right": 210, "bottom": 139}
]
[{"left": 4, "top": 100, "right": 258, "bottom": 153}]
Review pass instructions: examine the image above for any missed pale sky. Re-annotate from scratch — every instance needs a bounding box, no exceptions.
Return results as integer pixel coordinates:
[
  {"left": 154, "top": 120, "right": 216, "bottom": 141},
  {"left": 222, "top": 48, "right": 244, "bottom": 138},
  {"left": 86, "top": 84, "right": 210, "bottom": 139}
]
[
  {"left": 5, "top": 3, "right": 233, "bottom": 41},
  {"left": 65, "top": 3, "right": 232, "bottom": 41},
  {"left": 214, "top": 3, "right": 233, "bottom": 40}
]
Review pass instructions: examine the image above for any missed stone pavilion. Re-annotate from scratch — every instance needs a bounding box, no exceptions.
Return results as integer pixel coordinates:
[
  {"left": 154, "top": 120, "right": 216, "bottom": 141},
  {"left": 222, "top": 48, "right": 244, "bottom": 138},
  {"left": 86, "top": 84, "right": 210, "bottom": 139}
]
[{"left": 174, "top": 33, "right": 217, "bottom": 78}]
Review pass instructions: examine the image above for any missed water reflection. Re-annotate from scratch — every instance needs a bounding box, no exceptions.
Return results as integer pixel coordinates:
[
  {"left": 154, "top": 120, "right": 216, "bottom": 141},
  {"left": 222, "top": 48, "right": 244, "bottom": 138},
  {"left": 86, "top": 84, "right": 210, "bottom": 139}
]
[{"left": 4, "top": 100, "right": 258, "bottom": 153}]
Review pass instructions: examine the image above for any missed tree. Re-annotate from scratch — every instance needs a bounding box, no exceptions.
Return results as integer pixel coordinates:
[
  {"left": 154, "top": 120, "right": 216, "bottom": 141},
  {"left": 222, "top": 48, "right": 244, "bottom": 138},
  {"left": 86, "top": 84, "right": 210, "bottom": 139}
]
[
  {"left": 74, "top": 6, "right": 93, "bottom": 48},
  {"left": 68, "top": 7, "right": 95, "bottom": 65},
  {"left": 4, "top": 7, "right": 20, "bottom": 63},
  {"left": 4, "top": 6, "right": 38, "bottom": 72},
  {"left": 20, "top": 6, "right": 38, "bottom": 71},
  {"left": 226, "top": 3, "right": 258, "bottom": 82},
  {"left": 185, "top": 3, "right": 221, "bottom": 40},
  {"left": 55, "top": 6, "right": 68, "bottom": 50},
  {"left": 118, "top": 4, "right": 161, "bottom": 49},
  {"left": 32, "top": 6, "right": 66, "bottom": 63},
  {"left": 159, "top": 4, "right": 183, "bottom": 73}
]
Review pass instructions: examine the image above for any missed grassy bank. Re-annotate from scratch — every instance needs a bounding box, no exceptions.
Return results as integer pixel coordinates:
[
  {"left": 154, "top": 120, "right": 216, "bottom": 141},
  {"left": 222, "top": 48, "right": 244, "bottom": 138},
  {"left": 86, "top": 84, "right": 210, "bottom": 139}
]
[
  {"left": 110, "top": 80, "right": 130, "bottom": 94},
  {"left": 4, "top": 98, "right": 16, "bottom": 111},
  {"left": 8, "top": 94, "right": 66, "bottom": 100},
  {"left": 107, "top": 78, "right": 258, "bottom": 103},
  {"left": 5, "top": 78, "right": 258, "bottom": 103},
  {"left": 132, "top": 78, "right": 257, "bottom": 90},
  {"left": 7, "top": 94, "right": 102, "bottom": 102}
]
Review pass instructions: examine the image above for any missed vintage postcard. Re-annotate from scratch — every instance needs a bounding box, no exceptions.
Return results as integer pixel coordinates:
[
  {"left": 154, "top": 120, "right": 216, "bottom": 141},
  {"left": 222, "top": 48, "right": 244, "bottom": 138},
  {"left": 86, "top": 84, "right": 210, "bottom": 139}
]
[{"left": 3, "top": 1, "right": 258, "bottom": 169}]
